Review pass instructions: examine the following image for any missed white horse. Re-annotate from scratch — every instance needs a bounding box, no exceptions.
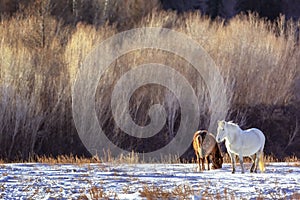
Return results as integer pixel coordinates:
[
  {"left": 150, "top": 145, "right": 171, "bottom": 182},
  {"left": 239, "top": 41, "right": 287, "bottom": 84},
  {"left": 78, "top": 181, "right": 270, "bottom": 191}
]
[{"left": 216, "top": 120, "right": 265, "bottom": 173}]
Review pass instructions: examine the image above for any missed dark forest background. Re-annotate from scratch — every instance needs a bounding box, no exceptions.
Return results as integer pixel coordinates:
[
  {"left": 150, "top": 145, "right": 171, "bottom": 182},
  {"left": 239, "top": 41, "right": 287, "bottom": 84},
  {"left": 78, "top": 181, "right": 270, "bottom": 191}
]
[
  {"left": 0, "top": 0, "right": 299, "bottom": 161},
  {"left": 1, "top": 0, "right": 300, "bottom": 25}
]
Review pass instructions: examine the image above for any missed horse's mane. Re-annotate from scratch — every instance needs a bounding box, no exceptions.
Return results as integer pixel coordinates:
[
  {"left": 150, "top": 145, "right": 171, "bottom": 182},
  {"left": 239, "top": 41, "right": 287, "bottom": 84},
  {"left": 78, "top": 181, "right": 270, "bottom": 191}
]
[
  {"left": 219, "top": 120, "right": 238, "bottom": 127},
  {"left": 227, "top": 121, "right": 238, "bottom": 126},
  {"left": 226, "top": 121, "right": 242, "bottom": 131}
]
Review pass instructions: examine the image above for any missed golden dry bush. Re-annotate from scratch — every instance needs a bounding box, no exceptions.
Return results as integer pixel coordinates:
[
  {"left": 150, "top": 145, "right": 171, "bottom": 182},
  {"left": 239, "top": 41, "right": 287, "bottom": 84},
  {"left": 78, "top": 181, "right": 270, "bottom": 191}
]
[
  {"left": 64, "top": 23, "right": 116, "bottom": 84},
  {"left": 0, "top": 12, "right": 77, "bottom": 160},
  {"left": 0, "top": 5, "right": 299, "bottom": 160},
  {"left": 139, "top": 185, "right": 173, "bottom": 199}
]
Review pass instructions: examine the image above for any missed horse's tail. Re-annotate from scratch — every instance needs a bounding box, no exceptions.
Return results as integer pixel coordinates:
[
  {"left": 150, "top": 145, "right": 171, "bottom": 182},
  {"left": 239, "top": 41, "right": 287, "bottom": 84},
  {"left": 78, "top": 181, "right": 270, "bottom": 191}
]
[
  {"left": 193, "top": 132, "right": 203, "bottom": 158},
  {"left": 197, "top": 135, "right": 204, "bottom": 158},
  {"left": 259, "top": 151, "right": 265, "bottom": 173}
]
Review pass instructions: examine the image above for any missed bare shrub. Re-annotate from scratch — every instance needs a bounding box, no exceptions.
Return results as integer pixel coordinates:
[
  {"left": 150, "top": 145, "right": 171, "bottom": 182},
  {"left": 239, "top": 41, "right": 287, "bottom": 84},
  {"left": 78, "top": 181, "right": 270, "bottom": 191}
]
[
  {"left": 0, "top": 6, "right": 299, "bottom": 160},
  {"left": 0, "top": 6, "right": 84, "bottom": 160}
]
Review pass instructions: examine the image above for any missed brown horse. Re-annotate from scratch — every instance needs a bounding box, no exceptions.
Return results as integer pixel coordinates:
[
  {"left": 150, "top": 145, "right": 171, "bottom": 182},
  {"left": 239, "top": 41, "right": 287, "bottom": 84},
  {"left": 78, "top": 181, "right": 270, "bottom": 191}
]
[{"left": 193, "top": 130, "right": 223, "bottom": 171}]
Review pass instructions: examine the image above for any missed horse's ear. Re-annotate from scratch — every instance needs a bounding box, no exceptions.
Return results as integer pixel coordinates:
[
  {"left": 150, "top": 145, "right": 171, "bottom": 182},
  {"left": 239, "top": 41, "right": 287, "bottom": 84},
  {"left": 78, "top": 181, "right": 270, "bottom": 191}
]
[{"left": 218, "top": 120, "right": 225, "bottom": 127}]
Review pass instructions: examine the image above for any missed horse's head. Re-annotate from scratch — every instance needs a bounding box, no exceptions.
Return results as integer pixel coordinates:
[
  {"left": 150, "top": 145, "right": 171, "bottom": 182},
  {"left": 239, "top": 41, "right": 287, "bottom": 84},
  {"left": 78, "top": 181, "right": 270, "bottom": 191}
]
[
  {"left": 212, "top": 155, "right": 223, "bottom": 169},
  {"left": 216, "top": 120, "right": 226, "bottom": 143},
  {"left": 212, "top": 144, "right": 223, "bottom": 169}
]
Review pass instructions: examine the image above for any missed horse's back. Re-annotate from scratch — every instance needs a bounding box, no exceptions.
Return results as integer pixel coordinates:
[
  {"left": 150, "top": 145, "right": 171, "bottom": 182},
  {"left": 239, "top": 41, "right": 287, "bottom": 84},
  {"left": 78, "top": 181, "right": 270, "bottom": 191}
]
[
  {"left": 239, "top": 128, "right": 265, "bottom": 155},
  {"left": 201, "top": 133, "right": 217, "bottom": 154},
  {"left": 243, "top": 128, "right": 265, "bottom": 144},
  {"left": 193, "top": 131, "right": 217, "bottom": 157}
]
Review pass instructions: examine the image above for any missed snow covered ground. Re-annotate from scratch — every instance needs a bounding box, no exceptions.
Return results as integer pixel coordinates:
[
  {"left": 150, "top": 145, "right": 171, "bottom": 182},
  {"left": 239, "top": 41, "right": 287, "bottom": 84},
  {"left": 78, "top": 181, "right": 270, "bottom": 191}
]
[{"left": 0, "top": 162, "right": 299, "bottom": 199}]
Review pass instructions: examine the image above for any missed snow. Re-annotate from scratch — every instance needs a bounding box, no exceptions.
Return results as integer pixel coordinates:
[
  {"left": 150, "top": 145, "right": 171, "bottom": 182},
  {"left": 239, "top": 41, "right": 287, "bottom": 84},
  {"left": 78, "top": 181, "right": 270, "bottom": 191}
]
[{"left": 0, "top": 162, "right": 299, "bottom": 199}]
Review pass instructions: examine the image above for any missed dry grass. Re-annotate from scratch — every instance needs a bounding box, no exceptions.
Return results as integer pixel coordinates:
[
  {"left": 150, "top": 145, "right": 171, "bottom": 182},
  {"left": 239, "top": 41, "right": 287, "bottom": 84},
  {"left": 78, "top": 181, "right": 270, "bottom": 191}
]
[
  {"left": 139, "top": 184, "right": 194, "bottom": 199},
  {"left": 101, "top": 150, "right": 140, "bottom": 164},
  {"left": 0, "top": 154, "right": 100, "bottom": 165},
  {"left": 30, "top": 154, "right": 100, "bottom": 165},
  {"left": 290, "top": 193, "right": 300, "bottom": 199},
  {"left": 31, "top": 151, "right": 300, "bottom": 165},
  {"left": 0, "top": 151, "right": 180, "bottom": 164},
  {"left": 83, "top": 182, "right": 300, "bottom": 200},
  {"left": 88, "top": 186, "right": 118, "bottom": 200},
  {"left": 0, "top": 148, "right": 298, "bottom": 165},
  {"left": 98, "top": 150, "right": 181, "bottom": 164}
]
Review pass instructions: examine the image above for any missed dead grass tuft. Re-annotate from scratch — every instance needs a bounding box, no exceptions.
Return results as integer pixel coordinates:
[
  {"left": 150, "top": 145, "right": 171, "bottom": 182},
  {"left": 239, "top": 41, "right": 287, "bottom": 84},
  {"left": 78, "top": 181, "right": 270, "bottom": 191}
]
[
  {"left": 139, "top": 185, "right": 172, "bottom": 199},
  {"left": 89, "top": 186, "right": 119, "bottom": 200},
  {"left": 139, "top": 184, "right": 195, "bottom": 199},
  {"left": 27, "top": 154, "right": 100, "bottom": 165}
]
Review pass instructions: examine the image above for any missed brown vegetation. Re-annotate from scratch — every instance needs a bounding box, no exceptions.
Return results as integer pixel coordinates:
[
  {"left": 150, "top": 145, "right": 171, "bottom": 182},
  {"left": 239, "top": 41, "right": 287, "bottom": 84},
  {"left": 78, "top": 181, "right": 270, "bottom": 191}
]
[
  {"left": 0, "top": 1, "right": 299, "bottom": 161},
  {"left": 139, "top": 184, "right": 194, "bottom": 199}
]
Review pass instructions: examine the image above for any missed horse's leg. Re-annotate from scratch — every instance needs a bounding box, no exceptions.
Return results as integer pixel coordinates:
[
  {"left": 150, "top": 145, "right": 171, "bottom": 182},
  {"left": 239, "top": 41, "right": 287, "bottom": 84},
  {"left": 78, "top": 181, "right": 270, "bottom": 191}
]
[
  {"left": 254, "top": 152, "right": 260, "bottom": 173},
  {"left": 207, "top": 155, "right": 212, "bottom": 170},
  {"left": 201, "top": 157, "right": 205, "bottom": 171},
  {"left": 250, "top": 155, "right": 256, "bottom": 173},
  {"left": 229, "top": 153, "right": 236, "bottom": 174},
  {"left": 238, "top": 155, "right": 245, "bottom": 173},
  {"left": 196, "top": 153, "right": 201, "bottom": 172}
]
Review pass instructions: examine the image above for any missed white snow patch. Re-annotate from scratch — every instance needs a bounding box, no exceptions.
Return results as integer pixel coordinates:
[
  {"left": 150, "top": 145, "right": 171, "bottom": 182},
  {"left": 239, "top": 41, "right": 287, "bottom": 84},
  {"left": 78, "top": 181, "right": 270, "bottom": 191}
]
[{"left": 0, "top": 162, "right": 299, "bottom": 199}]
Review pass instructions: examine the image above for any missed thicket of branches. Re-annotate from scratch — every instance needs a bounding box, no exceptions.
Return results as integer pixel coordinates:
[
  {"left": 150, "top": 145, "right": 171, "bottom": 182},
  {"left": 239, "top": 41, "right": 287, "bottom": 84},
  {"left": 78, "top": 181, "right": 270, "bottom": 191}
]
[
  {"left": 1, "top": 0, "right": 299, "bottom": 26},
  {"left": 0, "top": 0, "right": 299, "bottom": 161}
]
